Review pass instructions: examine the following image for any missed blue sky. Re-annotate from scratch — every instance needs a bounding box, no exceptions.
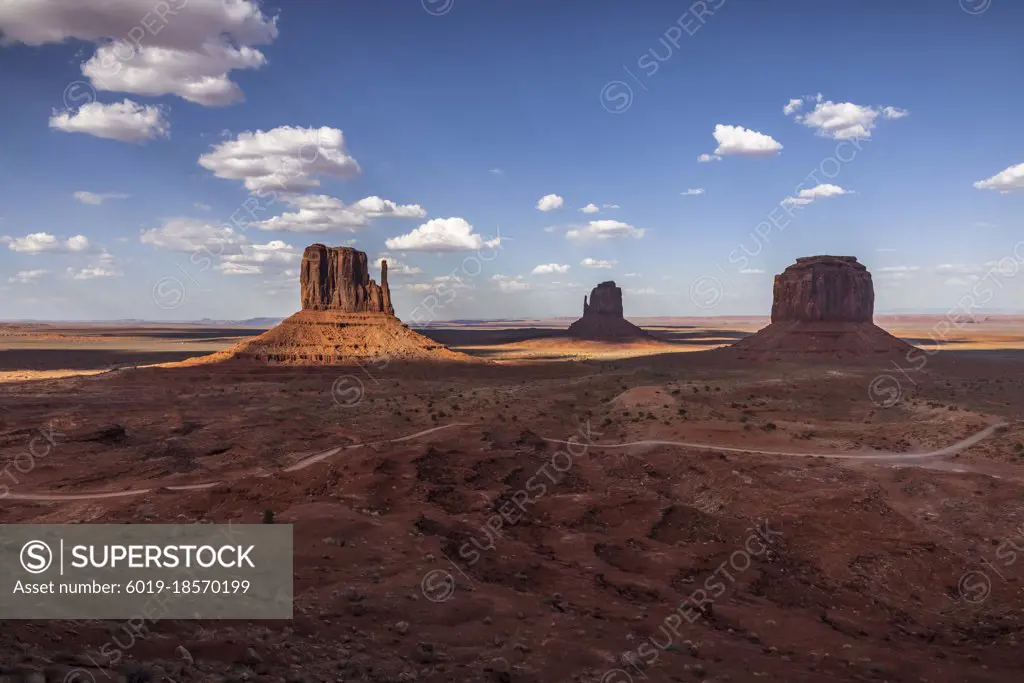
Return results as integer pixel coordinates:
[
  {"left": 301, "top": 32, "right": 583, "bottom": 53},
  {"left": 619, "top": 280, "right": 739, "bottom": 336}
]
[{"left": 1, "top": 0, "right": 1022, "bottom": 321}]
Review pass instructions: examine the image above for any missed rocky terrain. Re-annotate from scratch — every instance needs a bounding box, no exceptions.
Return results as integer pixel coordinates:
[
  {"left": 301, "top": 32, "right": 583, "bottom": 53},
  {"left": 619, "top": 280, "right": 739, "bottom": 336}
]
[
  {"left": 730, "top": 256, "right": 913, "bottom": 357},
  {"left": 1, "top": 253, "right": 1023, "bottom": 682},
  {"left": 567, "top": 282, "right": 650, "bottom": 341},
  {"left": 1, "top": 348, "right": 1023, "bottom": 683}
]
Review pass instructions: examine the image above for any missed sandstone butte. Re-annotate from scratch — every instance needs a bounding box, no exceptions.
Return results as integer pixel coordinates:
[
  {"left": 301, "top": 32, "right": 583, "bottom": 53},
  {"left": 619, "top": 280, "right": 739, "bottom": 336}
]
[
  {"left": 213, "top": 244, "right": 462, "bottom": 364},
  {"left": 566, "top": 281, "right": 650, "bottom": 340},
  {"left": 730, "top": 255, "right": 913, "bottom": 357}
]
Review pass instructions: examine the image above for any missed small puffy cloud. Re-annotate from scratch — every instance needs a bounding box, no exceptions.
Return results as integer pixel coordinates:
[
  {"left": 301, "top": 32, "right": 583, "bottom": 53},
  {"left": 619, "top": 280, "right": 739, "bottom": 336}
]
[
  {"left": 198, "top": 126, "right": 361, "bottom": 194},
  {"left": 781, "top": 183, "right": 851, "bottom": 207},
  {"left": 580, "top": 203, "right": 600, "bottom": 214},
  {"left": 697, "top": 153, "right": 721, "bottom": 162},
  {"left": 374, "top": 254, "right": 422, "bottom": 277},
  {"left": 602, "top": 203, "right": 620, "bottom": 209},
  {"left": 566, "top": 220, "right": 644, "bottom": 241},
  {"left": 536, "top": 194, "right": 564, "bottom": 212},
  {"left": 532, "top": 263, "right": 570, "bottom": 275},
  {"left": 710, "top": 124, "right": 783, "bottom": 157},
  {"left": 73, "top": 191, "right": 130, "bottom": 205},
  {"left": 783, "top": 98, "right": 803, "bottom": 116},
  {"left": 50, "top": 99, "right": 169, "bottom": 143},
  {"left": 352, "top": 196, "right": 426, "bottom": 218},
  {"left": 543, "top": 226, "right": 560, "bottom": 233},
  {"left": 788, "top": 96, "right": 908, "bottom": 140},
  {"left": 627, "top": 287, "right": 658, "bottom": 295},
  {"left": 491, "top": 274, "right": 532, "bottom": 292},
  {"left": 139, "top": 218, "right": 244, "bottom": 254},
  {"left": 739, "top": 268, "right": 765, "bottom": 275},
  {"left": 8, "top": 269, "right": 48, "bottom": 284},
  {"left": 580, "top": 257, "right": 616, "bottom": 269},
  {"left": 385, "top": 217, "right": 500, "bottom": 252},
  {"left": 0, "top": 0, "right": 279, "bottom": 106},
  {"left": 68, "top": 251, "right": 121, "bottom": 279},
  {"left": 624, "top": 272, "right": 640, "bottom": 278},
  {"left": 255, "top": 194, "right": 424, "bottom": 234},
  {"left": 2, "top": 232, "right": 91, "bottom": 253},
  {"left": 974, "top": 162, "right": 1024, "bottom": 193},
  {"left": 681, "top": 188, "right": 705, "bottom": 196}
]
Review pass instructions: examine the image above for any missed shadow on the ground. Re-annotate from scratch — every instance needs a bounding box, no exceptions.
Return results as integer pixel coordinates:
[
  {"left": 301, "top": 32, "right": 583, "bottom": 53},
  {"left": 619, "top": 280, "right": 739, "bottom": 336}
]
[{"left": 0, "top": 349, "right": 217, "bottom": 371}]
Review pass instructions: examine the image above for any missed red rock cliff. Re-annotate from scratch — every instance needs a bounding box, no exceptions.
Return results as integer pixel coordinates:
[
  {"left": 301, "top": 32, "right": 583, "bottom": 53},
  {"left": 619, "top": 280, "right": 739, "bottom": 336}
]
[
  {"left": 770, "top": 256, "right": 873, "bottom": 324},
  {"left": 300, "top": 244, "right": 394, "bottom": 315},
  {"left": 582, "top": 281, "right": 624, "bottom": 318}
]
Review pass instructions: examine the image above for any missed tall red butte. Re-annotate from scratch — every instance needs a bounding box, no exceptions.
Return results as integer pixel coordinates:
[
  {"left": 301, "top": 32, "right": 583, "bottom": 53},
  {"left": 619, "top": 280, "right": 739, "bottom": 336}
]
[
  {"left": 221, "top": 245, "right": 460, "bottom": 364},
  {"left": 567, "top": 281, "right": 649, "bottom": 340},
  {"left": 729, "top": 255, "right": 913, "bottom": 357}
]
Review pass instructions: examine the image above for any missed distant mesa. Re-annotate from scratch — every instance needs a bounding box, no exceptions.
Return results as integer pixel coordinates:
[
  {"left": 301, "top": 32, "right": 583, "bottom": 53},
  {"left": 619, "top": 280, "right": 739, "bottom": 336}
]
[
  {"left": 216, "top": 244, "right": 461, "bottom": 365},
  {"left": 567, "top": 281, "right": 650, "bottom": 340},
  {"left": 730, "top": 255, "right": 913, "bottom": 357}
]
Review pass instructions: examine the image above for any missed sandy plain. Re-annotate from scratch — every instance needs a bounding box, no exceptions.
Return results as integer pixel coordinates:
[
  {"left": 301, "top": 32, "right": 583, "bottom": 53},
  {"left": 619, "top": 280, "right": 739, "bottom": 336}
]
[{"left": 1, "top": 316, "right": 1023, "bottom": 682}]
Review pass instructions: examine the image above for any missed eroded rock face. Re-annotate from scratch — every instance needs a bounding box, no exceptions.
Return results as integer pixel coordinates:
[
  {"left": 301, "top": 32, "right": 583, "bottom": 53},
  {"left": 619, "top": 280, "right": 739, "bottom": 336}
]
[
  {"left": 582, "top": 281, "right": 624, "bottom": 318},
  {"left": 771, "top": 256, "right": 873, "bottom": 323},
  {"left": 300, "top": 244, "right": 394, "bottom": 315}
]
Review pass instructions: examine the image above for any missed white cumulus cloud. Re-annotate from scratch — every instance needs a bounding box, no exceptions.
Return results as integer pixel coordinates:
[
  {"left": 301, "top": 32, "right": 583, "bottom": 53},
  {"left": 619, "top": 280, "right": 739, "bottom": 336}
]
[
  {"left": 199, "top": 126, "right": 361, "bottom": 194},
  {"left": 681, "top": 188, "right": 705, "bottom": 196},
  {"left": 536, "top": 194, "right": 564, "bottom": 212},
  {"left": 974, "top": 162, "right": 1024, "bottom": 193},
  {"left": 385, "top": 217, "right": 500, "bottom": 252},
  {"left": 50, "top": 99, "right": 169, "bottom": 143},
  {"left": 254, "top": 194, "right": 425, "bottom": 234},
  {"left": 566, "top": 220, "right": 644, "bottom": 241},
  {"left": 0, "top": 0, "right": 279, "bottom": 107},
  {"left": 2, "top": 232, "right": 91, "bottom": 254},
  {"left": 532, "top": 263, "right": 570, "bottom": 275},
  {"left": 710, "top": 124, "right": 783, "bottom": 157},
  {"left": 787, "top": 96, "right": 908, "bottom": 140},
  {"left": 139, "top": 218, "right": 244, "bottom": 254},
  {"left": 781, "top": 183, "right": 851, "bottom": 207},
  {"left": 697, "top": 153, "right": 721, "bottom": 162}
]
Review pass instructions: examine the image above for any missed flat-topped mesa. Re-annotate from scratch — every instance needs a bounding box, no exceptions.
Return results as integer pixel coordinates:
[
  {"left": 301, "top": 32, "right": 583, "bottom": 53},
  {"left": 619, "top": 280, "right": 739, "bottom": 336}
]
[
  {"left": 771, "top": 255, "right": 873, "bottom": 324},
  {"left": 583, "top": 281, "right": 624, "bottom": 318},
  {"left": 728, "top": 254, "right": 912, "bottom": 358},
  {"left": 300, "top": 244, "right": 393, "bottom": 315}
]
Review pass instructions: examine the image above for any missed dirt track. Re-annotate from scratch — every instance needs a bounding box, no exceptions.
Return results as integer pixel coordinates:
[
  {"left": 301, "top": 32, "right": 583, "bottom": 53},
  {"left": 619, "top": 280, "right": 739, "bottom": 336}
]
[{"left": 1, "top": 421, "right": 1009, "bottom": 502}]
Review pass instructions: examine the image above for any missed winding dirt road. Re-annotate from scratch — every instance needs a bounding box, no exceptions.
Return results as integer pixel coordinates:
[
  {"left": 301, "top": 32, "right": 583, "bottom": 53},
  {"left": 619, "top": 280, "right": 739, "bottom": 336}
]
[{"left": 0, "top": 421, "right": 1007, "bottom": 503}]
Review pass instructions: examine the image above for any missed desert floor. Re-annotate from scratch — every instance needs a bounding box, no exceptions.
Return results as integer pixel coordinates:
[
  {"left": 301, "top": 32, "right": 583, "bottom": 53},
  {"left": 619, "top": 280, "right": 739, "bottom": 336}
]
[{"left": 1, "top": 317, "right": 1023, "bottom": 682}]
